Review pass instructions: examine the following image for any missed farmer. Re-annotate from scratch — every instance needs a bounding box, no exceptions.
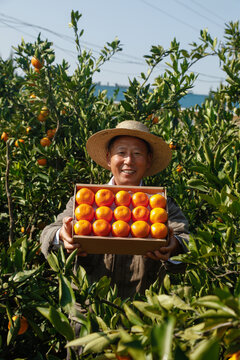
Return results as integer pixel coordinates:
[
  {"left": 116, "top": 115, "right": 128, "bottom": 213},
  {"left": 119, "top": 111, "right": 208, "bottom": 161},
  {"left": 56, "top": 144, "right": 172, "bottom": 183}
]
[{"left": 40, "top": 120, "right": 189, "bottom": 299}]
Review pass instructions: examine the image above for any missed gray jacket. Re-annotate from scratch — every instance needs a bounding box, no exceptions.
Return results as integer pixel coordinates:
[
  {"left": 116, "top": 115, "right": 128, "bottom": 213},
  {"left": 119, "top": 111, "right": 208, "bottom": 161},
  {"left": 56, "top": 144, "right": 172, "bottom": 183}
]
[{"left": 40, "top": 195, "right": 189, "bottom": 299}]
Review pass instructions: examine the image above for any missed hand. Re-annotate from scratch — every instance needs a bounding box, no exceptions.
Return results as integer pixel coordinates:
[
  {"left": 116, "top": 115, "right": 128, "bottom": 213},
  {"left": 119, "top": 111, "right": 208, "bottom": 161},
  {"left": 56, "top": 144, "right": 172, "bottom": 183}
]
[
  {"left": 59, "top": 217, "right": 87, "bottom": 257},
  {"left": 145, "top": 227, "right": 182, "bottom": 261}
]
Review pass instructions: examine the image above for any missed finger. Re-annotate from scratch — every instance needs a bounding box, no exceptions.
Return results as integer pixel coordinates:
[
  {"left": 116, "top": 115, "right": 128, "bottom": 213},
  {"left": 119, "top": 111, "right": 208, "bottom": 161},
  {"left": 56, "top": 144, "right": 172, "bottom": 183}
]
[
  {"left": 77, "top": 249, "right": 88, "bottom": 257},
  {"left": 63, "top": 241, "right": 81, "bottom": 251},
  {"left": 63, "top": 216, "right": 73, "bottom": 225}
]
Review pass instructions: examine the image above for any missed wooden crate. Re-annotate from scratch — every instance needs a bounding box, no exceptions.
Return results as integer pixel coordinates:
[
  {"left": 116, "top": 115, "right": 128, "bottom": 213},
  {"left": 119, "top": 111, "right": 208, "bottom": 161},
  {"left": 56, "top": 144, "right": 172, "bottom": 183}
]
[{"left": 73, "top": 184, "right": 169, "bottom": 255}]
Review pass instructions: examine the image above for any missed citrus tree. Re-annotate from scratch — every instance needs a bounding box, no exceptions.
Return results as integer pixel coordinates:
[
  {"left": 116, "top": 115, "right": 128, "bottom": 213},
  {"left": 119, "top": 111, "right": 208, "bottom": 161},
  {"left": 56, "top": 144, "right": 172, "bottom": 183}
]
[{"left": 0, "top": 11, "right": 239, "bottom": 360}]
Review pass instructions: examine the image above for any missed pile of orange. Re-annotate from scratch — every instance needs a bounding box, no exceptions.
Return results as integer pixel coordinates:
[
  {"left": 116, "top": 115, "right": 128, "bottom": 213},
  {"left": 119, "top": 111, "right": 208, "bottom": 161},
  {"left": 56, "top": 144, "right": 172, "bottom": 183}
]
[{"left": 74, "top": 187, "right": 168, "bottom": 239}]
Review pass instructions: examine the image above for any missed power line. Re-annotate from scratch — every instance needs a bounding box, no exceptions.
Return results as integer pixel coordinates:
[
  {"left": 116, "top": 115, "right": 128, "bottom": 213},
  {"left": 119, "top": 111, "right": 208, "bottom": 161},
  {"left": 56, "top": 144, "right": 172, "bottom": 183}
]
[
  {"left": 172, "top": 0, "right": 223, "bottom": 28},
  {"left": 0, "top": 12, "right": 225, "bottom": 85},
  {"left": 191, "top": 0, "right": 226, "bottom": 23},
  {"left": 138, "top": 0, "right": 200, "bottom": 32}
]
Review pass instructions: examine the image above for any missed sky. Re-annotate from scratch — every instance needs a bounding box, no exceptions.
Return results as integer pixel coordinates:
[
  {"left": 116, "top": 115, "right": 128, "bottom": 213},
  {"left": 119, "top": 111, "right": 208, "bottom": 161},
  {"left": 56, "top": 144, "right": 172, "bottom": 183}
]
[{"left": 0, "top": 0, "right": 239, "bottom": 95}]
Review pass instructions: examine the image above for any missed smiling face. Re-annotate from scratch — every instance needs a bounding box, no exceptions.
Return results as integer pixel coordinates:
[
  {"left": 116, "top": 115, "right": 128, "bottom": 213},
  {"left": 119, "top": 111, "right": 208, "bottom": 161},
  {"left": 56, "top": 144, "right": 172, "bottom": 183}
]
[{"left": 106, "top": 135, "right": 152, "bottom": 186}]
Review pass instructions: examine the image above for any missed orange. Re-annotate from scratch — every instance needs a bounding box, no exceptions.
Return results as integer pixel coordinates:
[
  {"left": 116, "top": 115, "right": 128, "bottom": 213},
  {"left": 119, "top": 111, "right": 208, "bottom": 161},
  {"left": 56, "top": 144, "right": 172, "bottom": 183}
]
[
  {"left": 112, "top": 220, "right": 130, "bottom": 237},
  {"left": 114, "top": 206, "right": 131, "bottom": 222},
  {"left": 8, "top": 315, "right": 28, "bottom": 335},
  {"left": 34, "top": 67, "right": 40, "bottom": 73},
  {"left": 152, "top": 116, "right": 158, "bottom": 124},
  {"left": 21, "top": 227, "right": 25, "bottom": 233},
  {"left": 37, "top": 158, "right": 47, "bottom": 166},
  {"left": 47, "top": 128, "right": 56, "bottom": 139},
  {"left": 40, "top": 137, "right": 51, "bottom": 147},
  {"left": 15, "top": 139, "right": 25, "bottom": 147},
  {"left": 76, "top": 188, "right": 95, "bottom": 206},
  {"left": 75, "top": 204, "right": 94, "bottom": 222},
  {"left": 1, "top": 132, "right": 8, "bottom": 141},
  {"left": 95, "top": 188, "right": 114, "bottom": 207},
  {"left": 150, "top": 208, "right": 168, "bottom": 224},
  {"left": 115, "top": 190, "right": 131, "bottom": 206},
  {"left": 132, "top": 191, "right": 149, "bottom": 207},
  {"left": 149, "top": 194, "right": 166, "bottom": 209},
  {"left": 31, "top": 56, "right": 43, "bottom": 69},
  {"left": 95, "top": 206, "right": 113, "bottom": 223},
  {"left": 151, "top": 223, "right": 168, "bottom": 239},
  {"left": 38, "top": 114, "right": 47, "bottom": 122},
  {"left": 92, "top": 219, "right": 111, "bottom": 236},
  {"left": 29, "top": 94, "right": 36, "bottom": 103},
  {"left": 40, "top": 106, "right": 49, "bottom": 117},
  {"left": 132, "top": 205, "right": 149, "bottom": 222},
  {"left": 176, "top": 165, "right": 183, "bottom": 173},
  {"left": 131, "top": 221, "right": 150, "bottom": 238},
  {"left": 61, "top": 107, "right": 67, "bottom": 115},
  {"left": 26, "top": 126, "right": 31, "bottom": 134},
  {"left": 169, "top": 142, "right": 177, "bottom": 150},
  {"left": 74, "top": 220, "right": 92, "bottom": 236}
]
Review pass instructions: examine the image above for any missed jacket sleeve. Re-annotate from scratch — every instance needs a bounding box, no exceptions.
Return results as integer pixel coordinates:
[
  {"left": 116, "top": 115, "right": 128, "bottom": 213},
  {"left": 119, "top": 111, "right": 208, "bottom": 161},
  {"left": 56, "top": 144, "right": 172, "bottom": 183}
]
[
  {"left": 40, "top": 196, "right": 74, "bottom": 258},
  {"left": 167, "top": 196, "right": 189, "bottom": 248}
]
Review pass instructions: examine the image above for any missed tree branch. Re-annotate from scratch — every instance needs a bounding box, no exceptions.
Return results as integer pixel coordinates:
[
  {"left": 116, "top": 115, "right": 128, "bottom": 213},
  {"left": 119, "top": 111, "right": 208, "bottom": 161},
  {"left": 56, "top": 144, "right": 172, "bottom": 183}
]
[{"left": 5, "top": 142, "right": 14, "bottom": 247}]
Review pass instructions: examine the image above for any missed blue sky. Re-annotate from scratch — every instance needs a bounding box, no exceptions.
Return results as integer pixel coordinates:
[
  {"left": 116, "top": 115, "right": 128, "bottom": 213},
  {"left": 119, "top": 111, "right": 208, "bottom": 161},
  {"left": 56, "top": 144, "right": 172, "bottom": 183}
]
[{"left": 0, "top": 0, "right": 239, "bottom": 94}]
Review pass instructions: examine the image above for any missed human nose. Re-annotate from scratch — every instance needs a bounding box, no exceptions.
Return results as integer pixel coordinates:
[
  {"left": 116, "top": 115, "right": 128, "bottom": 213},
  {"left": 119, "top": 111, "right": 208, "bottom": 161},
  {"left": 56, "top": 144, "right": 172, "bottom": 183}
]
[{"left": 123, "top": 153, "right": 134, "bottom": 164}]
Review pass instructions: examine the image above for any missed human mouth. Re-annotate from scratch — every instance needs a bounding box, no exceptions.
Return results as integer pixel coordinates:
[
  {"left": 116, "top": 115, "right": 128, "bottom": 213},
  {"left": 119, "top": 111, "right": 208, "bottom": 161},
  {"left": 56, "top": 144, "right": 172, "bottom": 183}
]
[{"left": 121, "top": 169, "right": 135, "bottom": 175}]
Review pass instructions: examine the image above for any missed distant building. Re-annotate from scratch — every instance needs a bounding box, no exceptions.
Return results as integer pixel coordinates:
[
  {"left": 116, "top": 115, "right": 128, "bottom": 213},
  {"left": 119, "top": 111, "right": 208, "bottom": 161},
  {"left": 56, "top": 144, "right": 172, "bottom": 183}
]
[{"left": 94, "top": 83, "right": 208, "bottom": 108}]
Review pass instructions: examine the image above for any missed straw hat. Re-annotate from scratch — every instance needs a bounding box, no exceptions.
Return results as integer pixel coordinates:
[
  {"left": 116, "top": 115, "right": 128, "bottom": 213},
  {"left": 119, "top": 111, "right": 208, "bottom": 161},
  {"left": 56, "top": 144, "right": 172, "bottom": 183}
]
[{"left": 86, "top": 120, "right": 172, "bottom": 176}]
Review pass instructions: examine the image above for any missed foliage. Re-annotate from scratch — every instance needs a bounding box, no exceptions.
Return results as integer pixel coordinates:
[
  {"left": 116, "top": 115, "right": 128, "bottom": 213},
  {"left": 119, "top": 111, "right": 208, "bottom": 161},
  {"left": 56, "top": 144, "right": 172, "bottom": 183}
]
[{"left": 0, "top": 11, "right": 239, "bottom": 360}]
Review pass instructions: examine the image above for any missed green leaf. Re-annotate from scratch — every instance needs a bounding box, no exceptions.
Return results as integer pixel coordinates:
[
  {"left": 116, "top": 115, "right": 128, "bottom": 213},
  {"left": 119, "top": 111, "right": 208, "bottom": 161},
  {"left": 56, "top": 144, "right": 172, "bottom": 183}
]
[
  {"left": 190, "top": 338, "right": 220, "bottom": 360},
  {"left": 66, "top": 331, "right": 119, "bottom": 352},
  {"left": 9, "top": 267, "right": 41, "bottom": 283},
  {"left": 133, "top": 301, "right": 162, "bottom": 320},
  {"left": 95, "top": 276, "right": 111, "bottom": 298},
  {"left": 187, "top": 179, "right": 209, "bottom": 192},
  {"left": 65, "top": 249, "right": 78, "bottom": 271},
  {"left": 59, "top": 274, "right": 76, "bottom": 313},
  {"left": 151, "top": 317, "right": 175, "bottom": 358},
  {"left": 203, "top": 142, "right": 214, "bottom": 166},
  {"left": 37, "top": 306, "right": 74, "bottom": 341},
  {"left": 47, "top": 253, "right": 60, "bottom": 272},
  {"left": 123, "top": 304, "right": 145, "bottom": 326}
]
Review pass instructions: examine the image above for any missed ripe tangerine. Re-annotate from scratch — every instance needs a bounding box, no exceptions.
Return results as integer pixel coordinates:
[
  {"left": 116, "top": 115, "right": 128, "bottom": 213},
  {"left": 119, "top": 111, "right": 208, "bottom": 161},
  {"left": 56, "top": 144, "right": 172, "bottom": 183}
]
[
  {"left": 151, "top": 223, "right": 168, "bottom": 239},
  {"left": 95, "top": 206, "right": 113, "bottom": 223},
  {"left": 31, "top": 56, "right": 43, "bottom": 69},
  {"left": 74, "top": 220, "right": 92, "bottom": 236},
  {"left": 132, "top": 205, "right": 149, "bottom": 222},
  {"left": 95, "top": 188, "right": 114, "bottom": 207},
  {"left": 132, "top": 191, "right": 149, "bottom": 207},
  {"left": 40, "top": 106, "right": 49, "bottom": 117},
  {"left": 47, "top": 129, "right": 56, "bottom": 139},
  {"left": 112, "top": 220, "right": 130, "bottom": 237},
  {"left": 8, "top": 315, "right": 28, "bottom": 335},
  {"left": 15, "top": 139, "right": 25, "bottom": 147},
  {"left": 115, "top": 190, "right": 131, "bottom": 206},
  {"left": 149, "top": 194, "right": 166, "bottom": 209},
  {"left": 38, "top": 114, "right": 47, "bottom": 123},
  {"left": 75, "top": 204, "right": 94, "bottom": 222},
  {"left": 92, "top": 219, "right": 111, "bottom": 236},
  {"left": 40, "top": 137, "right": 51, "bottom": 147},
  {"left": 150, "top": 208, "right": 168, "bottom": 224},
  {"left": 37, "top": 158, "right": 47, "bottom": 166},
  {"left": 76, "top": 187, "right": 95, "bottom": 206},
  {"left": 131, "top": 221, "right": 150, "bottom": 238},
  {"left": 114, "top": 206, "right": 131, "bottom": 222},
  {"left": 1, "top": 132, "right": 8, "bottom": 142}
]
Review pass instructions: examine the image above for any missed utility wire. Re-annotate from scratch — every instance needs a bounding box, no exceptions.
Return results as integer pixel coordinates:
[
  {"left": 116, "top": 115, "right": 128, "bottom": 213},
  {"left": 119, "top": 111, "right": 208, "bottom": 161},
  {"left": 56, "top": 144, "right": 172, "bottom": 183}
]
[
  {"left": 190, "top": 0, "right": 226, "bottom": 23},
  {"left": 172, "top": 0, "right": 223, "bottom": 28},
  {"left": 139, "top": 0, "right": 200, "bottom": 32},
  {"left": 0, "top": 12, "right": 225, "bottom": 84}
]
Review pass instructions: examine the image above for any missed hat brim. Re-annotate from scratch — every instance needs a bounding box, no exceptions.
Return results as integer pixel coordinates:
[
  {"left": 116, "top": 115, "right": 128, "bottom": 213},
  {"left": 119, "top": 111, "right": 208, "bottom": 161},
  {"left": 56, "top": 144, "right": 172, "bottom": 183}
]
[{"left": 86, "top": 128, "right": 172, "bottom": 177}]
